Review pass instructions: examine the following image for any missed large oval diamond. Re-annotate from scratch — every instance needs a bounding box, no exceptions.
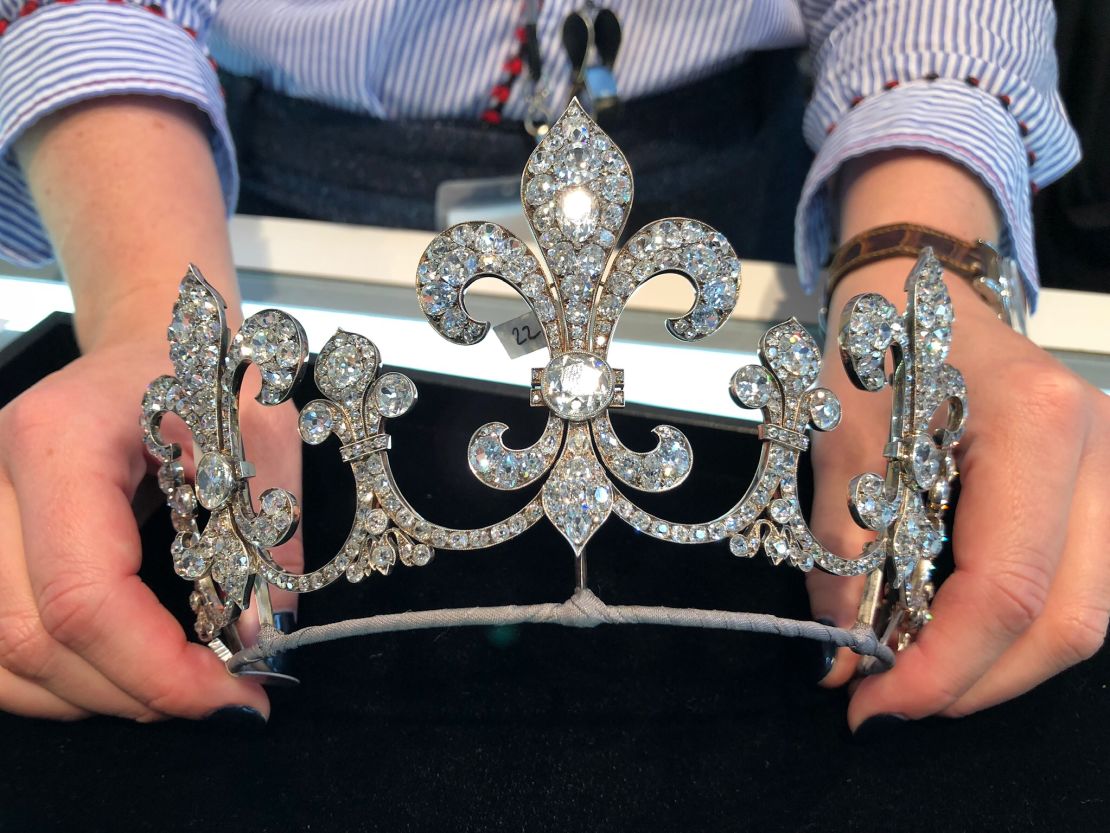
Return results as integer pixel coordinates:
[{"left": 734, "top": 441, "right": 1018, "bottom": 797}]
[
  {"left": 195, "top": 451, "right": 236, "bottom": 510},
  {"left": 542, "top": 352, "right": 613, "bottom": 420}
]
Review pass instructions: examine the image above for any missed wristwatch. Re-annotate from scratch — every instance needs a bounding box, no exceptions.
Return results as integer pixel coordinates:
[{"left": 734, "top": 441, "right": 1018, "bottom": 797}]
[{"left": 822, "top": 222, "right": 1029, "bottom": 335}]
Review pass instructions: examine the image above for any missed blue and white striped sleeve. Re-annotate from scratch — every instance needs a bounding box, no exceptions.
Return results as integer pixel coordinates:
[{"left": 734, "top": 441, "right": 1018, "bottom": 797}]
[
  {"left": 795, "top": 0, "right": 1081, "bottom": 308},
  {"left": 0, "top": 0, "right": 232, "bottom": 268}
]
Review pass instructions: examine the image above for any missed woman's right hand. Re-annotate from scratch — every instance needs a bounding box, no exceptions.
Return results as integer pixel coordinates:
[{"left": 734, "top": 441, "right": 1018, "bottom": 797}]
[{"left": 0, "top": 336, "right": 302, "bottom": 720}]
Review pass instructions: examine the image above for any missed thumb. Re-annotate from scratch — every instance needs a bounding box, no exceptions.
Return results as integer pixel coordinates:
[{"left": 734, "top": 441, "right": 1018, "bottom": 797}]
[
  {"left": 234, "top": 392, "right": 304, "bottom": 646},
  {"left": 805, "top": 358, "right": 891, "bottom": 687}
]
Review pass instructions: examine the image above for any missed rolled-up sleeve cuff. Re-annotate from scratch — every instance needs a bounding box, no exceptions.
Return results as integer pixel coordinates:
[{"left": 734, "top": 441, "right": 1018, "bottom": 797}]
[
  {"left": 0, "top": 2, "right": 236, "bottom": 268},
  {"left": 794, "top": 80, "right": 1078, "bottom": 311}
]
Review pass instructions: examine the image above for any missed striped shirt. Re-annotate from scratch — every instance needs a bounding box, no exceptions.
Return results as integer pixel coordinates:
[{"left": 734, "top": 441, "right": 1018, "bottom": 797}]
[{"left": 0, "top": 0, "right": 1081, "bottom": 306}]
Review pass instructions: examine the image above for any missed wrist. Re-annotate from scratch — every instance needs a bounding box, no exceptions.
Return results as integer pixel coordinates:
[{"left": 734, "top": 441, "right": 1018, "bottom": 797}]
[
  {"left": 74, "top": 266, "right": 241, "bottom": 355},
  {"left": 828, "top": 151, "right": 1015, "bottom": 346}
]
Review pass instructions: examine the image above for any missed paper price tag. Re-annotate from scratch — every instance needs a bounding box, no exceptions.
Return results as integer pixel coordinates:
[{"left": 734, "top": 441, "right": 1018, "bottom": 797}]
[{"left": 493, "top": 311, "right": 548, "bottom": 359}]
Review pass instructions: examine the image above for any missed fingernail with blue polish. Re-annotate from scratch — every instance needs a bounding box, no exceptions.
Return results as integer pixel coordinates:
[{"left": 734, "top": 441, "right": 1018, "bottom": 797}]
[
  {"left": 852, "top": 713, "right": 908, "bottom": 743},
  {"left": 809, "top": 617, "right": 838, "bottom": 684},
  {"left": 273, "top": 611, "right": 297, "bottom": 634},
  {"left": 204, "top": 705, "right": 267, "bottom": 729},
  {"left": 267, "top": 611, "right": 297, "bottom": 676}
]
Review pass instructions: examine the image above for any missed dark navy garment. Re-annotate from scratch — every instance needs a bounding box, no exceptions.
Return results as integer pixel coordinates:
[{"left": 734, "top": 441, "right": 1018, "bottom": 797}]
[{"left": 225, "top": 51, "right": 812, "bottom": 267}]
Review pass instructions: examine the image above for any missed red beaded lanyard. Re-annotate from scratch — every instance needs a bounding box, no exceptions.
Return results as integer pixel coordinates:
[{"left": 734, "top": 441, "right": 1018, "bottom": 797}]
[{"left": 481, "top": 0, "right": 543, "bottom": 125}]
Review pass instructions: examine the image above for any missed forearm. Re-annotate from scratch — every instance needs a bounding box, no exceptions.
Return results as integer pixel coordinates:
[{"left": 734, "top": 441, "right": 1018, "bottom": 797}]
[{"left": 15, "top": 96, "right": 238, "bottom": 354}]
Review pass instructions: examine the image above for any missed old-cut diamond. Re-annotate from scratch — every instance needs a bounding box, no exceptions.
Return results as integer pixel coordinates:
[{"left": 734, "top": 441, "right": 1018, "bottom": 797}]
[
  {"left": 607, "top": 271, "right": 634, "bottom": 296},
  {"left": 522, "top": 273, "right": 548, "bottom": 298},
  {"left": 808, "top": 389, "right": 841, "bottom": 431},
  {"left": 172, "top": 535, "right": 208, "bottom": 580},
  {"left": 597, "top": 294, "right": 621, "bottom": 320},
  {"left": 474, "top": 222, "right": 504, "bottom": 254},
  {"left": 852, "top": 472, "right": 894, "bottom": 531},
  {"left": 370, "top": 540, "right": 397, "bottom": 573},
  {"left": 418, "top": 280, "right": 454, "bottom": 316},
  {"left": 691, "top": 305, "right": 720, "bottom": 334},
  {"left": 565, "top": 303, "right": 589, "bottom": 325},
  {"left": 525, "top": 174, "right": 555, "bottom": 206},
  {"left": 469, "top": 436, "right": 500, "bottom": 476},
  {"left": 298, "top": 405, "right": 333, "bottom": 445},
  {"left": 250, "top": 329, "right": 276, "bottom": 363},
  {"left": 440, "top": 309, "right": 466, "bottom": 336},
  {"left": 600, "top": 173, "right": 631, "bottom": 204},
  {"left": 541, "top": 352, "right": 614, "bottom": 420},
  {"left": 439, "top": 248, "right": 478, "bottom": 285},
  {"left": 556, "top": 144, "right": 599, "bottom": 185},
  {"left": 321, "top": 343, "right": 366, "bottom": 389},
  {"left": 533, "top": 201, "right": 557, "bottom": 233},
  {"left": 561, "top": 271, "right": 592, "bottom": 299},
  {"left": 908, "top": 434, "right": 941, "bottom": 490},
  {"left": 410, "top": 543, "right": 433, "bottom": 567},
  {"left": 451, "top": 225, "right": 475, "bottom": 248},
  {"left": 535, "top": 297, "right": 556, "bottom": 321},
  {"left": 577, "top": 244, "right": 606, "bottom": 277},
  {"left": 768, "top": 498, "right": 794, "bottom": 524},
  {"left": 549, "top": 242, "right": 576, "bottom": 275},
  {"left": 728, "top": 534, "right": 753, "bottom": 557},
  {"left": 656, "top": 433, "right": 691, "bottom": 480},
  {"left": 730, "top": 365, "right": 775, "bottom": 409},
  {"left": 165, "top": 382, "right": 187, "bottom": 415},
  {"left": 683, "top": 243, "right": 718, "bottom": 278},
  {"left": 360, "top": 505, "right": 389, "bottom": 535},
  {"left": 373, "top": 373, "right": 417, "bottom": 418},
  {"left": 561, "top": 113, "right": 590, "bottom": 146},
  {"left": 703, "top": 278, "right": 736, "bottom": 309},
  {"left": 195, "top": 452, "right": 236, "bottom": 510},
  {"left": 260, "top": 489, "right": 290, "bottom": 521},
  {"left": 782, "top": 337, "right": 818, "bottom": 379},
  {"left": 602, "top": 202, "right": 623, "bottom": 229}
]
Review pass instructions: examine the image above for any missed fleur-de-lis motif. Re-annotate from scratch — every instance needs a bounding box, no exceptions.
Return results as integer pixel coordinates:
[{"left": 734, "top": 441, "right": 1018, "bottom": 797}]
[
  {"left": 413, "top": 100, "right": 742, "bottom": 558},
  {"left": 718, "top": 318, "right": 850, "bottom": 571},
  {"left": 838, "top": 250, "right": 966, "bottom": 652},
  {"left": 141, "top": 266, "right": 309, "bottom": 640},
  {"left": 296, "top": 329, "right": 431, "bottom": 582}
]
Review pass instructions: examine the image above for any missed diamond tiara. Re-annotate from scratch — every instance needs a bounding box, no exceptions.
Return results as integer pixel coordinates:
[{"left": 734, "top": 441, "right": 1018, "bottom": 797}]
[{"left": 140, "top": 100, "right": 966, "bottom": 680}]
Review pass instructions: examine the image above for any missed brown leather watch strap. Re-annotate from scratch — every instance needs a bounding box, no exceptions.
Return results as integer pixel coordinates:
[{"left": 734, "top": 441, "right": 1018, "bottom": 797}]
[
  {"left": 826, "top": 222, "right": 988, "bottom": 298},
  {"left": 821, "top": 222, "right": 1028, "bottom": 335}
]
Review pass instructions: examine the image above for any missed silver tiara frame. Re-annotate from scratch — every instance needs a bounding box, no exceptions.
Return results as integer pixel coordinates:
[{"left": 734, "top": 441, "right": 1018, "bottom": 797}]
[{"left": 140, "top": 101, "right": 965, "bottom": 679}]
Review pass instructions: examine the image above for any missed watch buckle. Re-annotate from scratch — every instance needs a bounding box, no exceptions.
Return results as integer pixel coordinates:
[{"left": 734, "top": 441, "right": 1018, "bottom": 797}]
[{"left": 973, "top": 240, "right": 1028, "bottom": 334}]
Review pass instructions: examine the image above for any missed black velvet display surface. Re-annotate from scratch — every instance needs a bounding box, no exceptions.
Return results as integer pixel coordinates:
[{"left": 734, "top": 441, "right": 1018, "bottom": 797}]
[{"left": 1, "top": 315, "right": 1106, "bottom": 833}]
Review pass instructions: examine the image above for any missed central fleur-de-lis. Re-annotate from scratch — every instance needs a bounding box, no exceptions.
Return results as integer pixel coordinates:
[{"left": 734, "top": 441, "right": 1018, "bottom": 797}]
[{"left": 414, "top": 100, "right": 742, "bottom": 554}]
